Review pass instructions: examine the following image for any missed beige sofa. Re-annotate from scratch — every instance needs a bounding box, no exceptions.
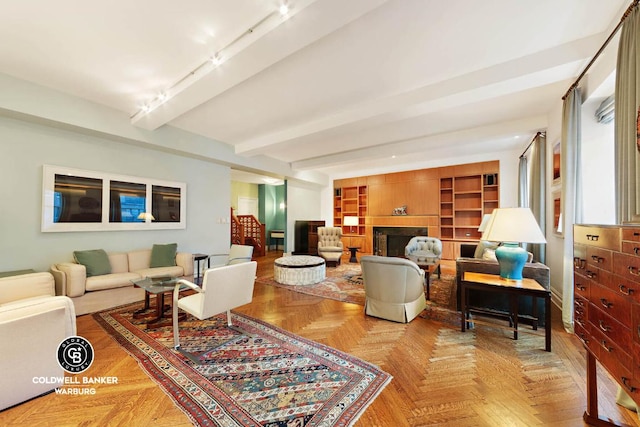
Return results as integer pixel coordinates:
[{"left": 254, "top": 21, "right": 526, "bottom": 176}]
[
  {"left": 50, "top": 249, "right": 194, "bottom": 315},
  {"left": 360, "top": 255, "right": 427, "bottom": 323},
  {"left": 0, "top": 272, "right": 76, "bottom": 410}
]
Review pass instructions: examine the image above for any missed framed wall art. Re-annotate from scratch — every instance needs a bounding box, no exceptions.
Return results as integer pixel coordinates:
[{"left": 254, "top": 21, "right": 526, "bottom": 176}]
[{"left": 42, "top": 165, "right": 186, "bottom": 232}]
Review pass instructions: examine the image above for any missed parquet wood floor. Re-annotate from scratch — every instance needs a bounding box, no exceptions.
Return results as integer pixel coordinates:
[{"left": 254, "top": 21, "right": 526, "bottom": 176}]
[{"left": 1, "top": 252, "right": 639, "bottom": 426}]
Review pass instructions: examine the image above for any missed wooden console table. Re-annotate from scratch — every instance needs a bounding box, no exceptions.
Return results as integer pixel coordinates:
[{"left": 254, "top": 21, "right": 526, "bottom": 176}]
[{"left": 460, "top": 272, "right": 551, "bottom": 352}]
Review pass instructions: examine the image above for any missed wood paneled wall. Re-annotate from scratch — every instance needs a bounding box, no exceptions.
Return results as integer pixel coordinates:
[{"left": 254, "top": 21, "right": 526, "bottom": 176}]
[{"left": 335, "top": 161, "right": 498, "bottom": 218}]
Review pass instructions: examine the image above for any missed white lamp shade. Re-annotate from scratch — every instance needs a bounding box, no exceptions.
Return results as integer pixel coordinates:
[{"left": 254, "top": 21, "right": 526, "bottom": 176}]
[
  {"left": 478, "top": 214, "right": 493, "bottom": 232},
  {"left": 343, "top": 216, "right": 359, "bottom": 226},
  {"left": 137, "top": 212, "right": 155, "bottom": 221},
  {"left": 481, "top": 207, "right": 546, "bottom": 244}
]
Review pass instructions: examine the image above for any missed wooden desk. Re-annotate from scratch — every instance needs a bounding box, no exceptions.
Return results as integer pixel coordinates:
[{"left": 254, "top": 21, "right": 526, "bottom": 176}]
[{"left": 460, "top": 272, "right": 551, "bottom": 352}]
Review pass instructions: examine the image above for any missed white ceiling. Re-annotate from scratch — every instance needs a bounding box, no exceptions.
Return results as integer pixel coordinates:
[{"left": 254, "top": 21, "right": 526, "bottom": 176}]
[{"left": 0, "top": 0, "right": 627, "bottom": 180}]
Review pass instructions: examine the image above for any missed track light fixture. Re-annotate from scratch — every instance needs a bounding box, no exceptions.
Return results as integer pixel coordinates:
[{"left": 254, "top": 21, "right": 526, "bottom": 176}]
[{"left": 131, "top": 3, "right": 296, "bottom": 121}]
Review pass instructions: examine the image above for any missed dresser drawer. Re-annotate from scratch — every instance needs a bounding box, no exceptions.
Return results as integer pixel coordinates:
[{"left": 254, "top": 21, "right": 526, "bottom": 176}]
[
  {"left": 586, "top": 247, "right": 613, "bottom": 272},
  {"left": 576, "top": 321, "right": 600, "bottom": 358},
  {"left": 617, "top": 276, "right": 640, "bottom": 305},
  {"left": 622, "top": 228, "right": 640, "bottom": 243},
  {"left": 589, "top": 303, "right": 632, "bottom": 354},
  {"left": 591, "top": 325, "right": 633, "bottom": 373},
  {"left": 623, "top": 241, "right": 640, "bottom": 258},
  {"left": 614, "top": 252, "right": 640, "bottom": 284},
  {"left": 575, "top": 225, "right": 621, "bottom": 251},
  {"left": 589, "top": 283, "right": 632, "bottom": 328},
  {"left": 574, "top": 297, "right": 588, "bottom": 328},
  {"left": 574, "top": 274, "right": 590, "bottom": 299}
]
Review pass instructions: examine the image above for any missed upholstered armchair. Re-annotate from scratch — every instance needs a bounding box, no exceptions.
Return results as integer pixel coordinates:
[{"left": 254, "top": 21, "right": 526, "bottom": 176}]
[
  {"left": 404, "top": 236, "right": 442, "bottom": 262},
  {"left": 360, "top": 255, "right": 427, "bottom": 323},
  {"left": 0, "top": 272, "right": 76, "bottom": 410},
  {"left": 317, "top": 227, "right": 343, "bottom": 266}
]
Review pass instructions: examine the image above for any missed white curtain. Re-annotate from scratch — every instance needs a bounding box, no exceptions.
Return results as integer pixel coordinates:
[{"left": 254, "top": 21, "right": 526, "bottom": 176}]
[
  {"left": 529, "top": 134, "right": 547, "bottom": 263},
  {"left": 561, "top": 88, "right": 583, "bottom": 332},
  {"left": 615, "top": 4, "right": 640, "bottom": 223},
  {"left": 518, "top": 156, "right": 528, "bottom": 208}
]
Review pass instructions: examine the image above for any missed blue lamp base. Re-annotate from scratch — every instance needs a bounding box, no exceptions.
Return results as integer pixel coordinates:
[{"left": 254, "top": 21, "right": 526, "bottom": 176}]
[{"left": 495, "top": 243, "right": 528, "bottom": 281}]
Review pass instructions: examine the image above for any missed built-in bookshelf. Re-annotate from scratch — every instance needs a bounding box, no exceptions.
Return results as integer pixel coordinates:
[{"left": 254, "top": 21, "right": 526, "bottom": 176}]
[
  {"left": 333, "top": 184, "right": 367, "bottom": 236},
  {"left": 439, "top": 172, "right": 499, "bottom": 242}
]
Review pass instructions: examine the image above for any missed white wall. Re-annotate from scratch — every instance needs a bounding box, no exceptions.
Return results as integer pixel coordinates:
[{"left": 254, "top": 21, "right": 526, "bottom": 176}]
[
  {"left": 581, "top": 99, "right": 616, "bottom": 224},
  {"left": 285, "top": 180, "right": 323, "bottom": 253},
  {"left": 0, "top": 116, "right": 232, "bottom": 272}
]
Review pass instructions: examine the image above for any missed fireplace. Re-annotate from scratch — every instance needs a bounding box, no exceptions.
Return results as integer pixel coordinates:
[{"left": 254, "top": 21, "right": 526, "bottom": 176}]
[{"left": 373, "top": 227, "right": 428, "bottom": 257}]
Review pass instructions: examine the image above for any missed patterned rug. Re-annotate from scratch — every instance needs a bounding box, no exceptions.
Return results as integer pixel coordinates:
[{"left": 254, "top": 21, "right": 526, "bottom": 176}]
[
  {"left": 256, "top": 264, "right": 461, "bottom": 326},
  {"left": 94, "top": 303, "right": 392, "bottom": 426}
]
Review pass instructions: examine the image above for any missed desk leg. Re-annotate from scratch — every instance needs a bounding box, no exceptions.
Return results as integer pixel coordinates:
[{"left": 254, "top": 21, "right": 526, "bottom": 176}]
[
  {"left": 545, "top": 293, "right": 551, "bottom": 352},
  {"left": 461, "top": 284, "right": 467, "bottom": 332},
  {"left": 425, "top": 271, "right": 430, "bottom": 300},
  {"left": 511, "top": 293, "right": 518, "bottom": 340}
]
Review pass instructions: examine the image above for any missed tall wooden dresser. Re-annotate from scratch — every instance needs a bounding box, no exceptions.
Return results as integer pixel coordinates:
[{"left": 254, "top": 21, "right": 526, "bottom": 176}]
[{"left": 574, "top": 224, "right": 640, "bottom": 425}]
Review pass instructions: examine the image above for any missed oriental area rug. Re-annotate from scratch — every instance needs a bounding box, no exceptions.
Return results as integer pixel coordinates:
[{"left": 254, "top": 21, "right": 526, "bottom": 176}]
[
  {"left": 256, "top": 263, "right": 461, "bottom": 326},
  {"left": 94, "top": 303, "right": 391, "bottom": 427}
]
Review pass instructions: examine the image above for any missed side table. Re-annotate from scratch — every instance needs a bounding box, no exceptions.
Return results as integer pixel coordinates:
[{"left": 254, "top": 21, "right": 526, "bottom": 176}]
[
  {"left": 347, "top": 246, "right": 360, "bottom": 263},
  {"left": 460, "top": 272, "right": 551, "bottom": 351},
  {"left": 193, "top": 253, "right": 209, "bottom": 285}
]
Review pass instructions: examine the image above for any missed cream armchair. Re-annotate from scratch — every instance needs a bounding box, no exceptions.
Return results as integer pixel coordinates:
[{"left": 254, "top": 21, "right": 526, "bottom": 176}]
[
  {"left": 404, "top": 236, "right": 442, "bottom": 262},
  {"left": 360, "top": 255, "right": 427, "bottom": 323},
  {"left": 317, "top": 227, "right": 344, "bottom": 266},
  {"left": 0, "top": 272, "right": 76, "bottom": 410}
]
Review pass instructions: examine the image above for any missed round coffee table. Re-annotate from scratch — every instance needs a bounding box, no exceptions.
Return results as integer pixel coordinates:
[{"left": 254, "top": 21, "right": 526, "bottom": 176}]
[{"left": 274, "top": 255, "right": 326, "bottom": 286}]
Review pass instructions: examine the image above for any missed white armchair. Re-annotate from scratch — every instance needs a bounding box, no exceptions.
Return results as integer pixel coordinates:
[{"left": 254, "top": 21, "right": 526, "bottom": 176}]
[
  {"left": 207, "top": 244, "right": 254, "bottom": 268},
  {"left": 0, "top": 272, "right": 76, "bottom": 410},
  {"left": 404, "top": 236, "right": 442, "bottom": 262},
  {"left": 172, "top": 261, "right": 257, "bottom": 362},
  {"left": 360, "top": 256, "right": 427, "bottom": 323},
  {"left": 317, "top": 227, "right": 343, "bottom": 266}
]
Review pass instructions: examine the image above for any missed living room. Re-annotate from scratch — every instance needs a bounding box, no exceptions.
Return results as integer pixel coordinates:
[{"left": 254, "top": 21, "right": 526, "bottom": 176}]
[{"left": 0, "top": 1, "right": 637, "bottom": 425}]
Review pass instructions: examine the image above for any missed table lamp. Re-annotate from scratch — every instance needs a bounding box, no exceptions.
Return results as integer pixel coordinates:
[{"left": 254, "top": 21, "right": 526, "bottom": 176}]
[
  {"left": 343, "top": 216, "right": 359, "bottom": 234},
  {"left": 480, "top": 207, "right": 546, "bottom": 281},
  {"left": 478, "top": 214, "right": 493, "bottom": 232},
  {"left": 137, "top": 212, "right": 155, "bottom": 223}
]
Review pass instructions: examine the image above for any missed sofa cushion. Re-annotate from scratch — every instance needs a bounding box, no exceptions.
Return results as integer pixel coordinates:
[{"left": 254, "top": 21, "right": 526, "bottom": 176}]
[
  {"left": 85, "top": 272, "right": 141, "bottom": 292},
  {"left": 150, "top": 243, "right": 177, "bottom": 268},
  {"left": 108, "top": 252, "right": 129, "bottom": 274},
  {"left": 134, "top": 266, "right": 184, "bottom": 279},
  {"left": 73, "top": 249, "right": 112, "bottom": 277}
]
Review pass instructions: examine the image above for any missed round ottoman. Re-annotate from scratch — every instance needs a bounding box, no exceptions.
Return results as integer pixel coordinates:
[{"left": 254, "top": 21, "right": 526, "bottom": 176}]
[{"left": 273, "top": 255, "right": 326, "bottom": 286}]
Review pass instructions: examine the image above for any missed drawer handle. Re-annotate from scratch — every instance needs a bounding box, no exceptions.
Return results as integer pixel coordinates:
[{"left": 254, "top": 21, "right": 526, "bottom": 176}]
[
  {"left": 578, "top": 333, "right": 589, "bottom": 344},
  {"left": 620, "top": 284, "right": 634, "bottom": 295},
  {"left": 575, "top": 299, "right": 585, "bottom": 308},
  {"left": 622, "top": 377, "right": 637, "bottom": 393},
  {"left": 591, "top": 255, "right": 604, "bottom": 263},
  {"left": 575, "top": 317, "right": 585, "bottom": 327},
  {"left": 635, "top": 247, "right": 640, "bottom": 255},
  {"left": 634, "top": 232, "right": 640, "bottom": 237},
  {"left": 575, "top": 306, "right": 584, "bottom": 315},
  {"left": 587, "top": 234, "right": 600, "bottom": 241},
  {"left": 599, "top": 320, "right": 611, "bottom": 332},
  {"left": 576, "top": 283, "right": 587, "bottom": 291},
  {"left": 629, "top": 266, "right": 640, "bottom": 276},
  {"left": 586, "top": 270, "right": 597, "bottom": 279},
  {"left": 574, "top": 257, "right": 585, "bottom": 270},
  {"left": 600, "top": 298, "right": 613, "bottom": 309},
  {"left": 600, "top": 340, "right": 613, "bottom": 352}
]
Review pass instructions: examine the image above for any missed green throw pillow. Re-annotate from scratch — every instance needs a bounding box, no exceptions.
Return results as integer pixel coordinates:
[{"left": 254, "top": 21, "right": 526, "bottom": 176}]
[
  {"left": 73, "top": 249, "right": 112, "bottom": 277},
  {"left": 150, "top": 243, "right": 177, "bottom": 268}
]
